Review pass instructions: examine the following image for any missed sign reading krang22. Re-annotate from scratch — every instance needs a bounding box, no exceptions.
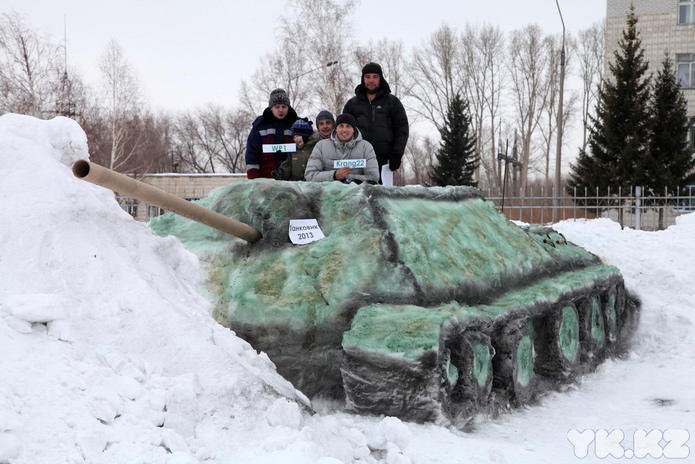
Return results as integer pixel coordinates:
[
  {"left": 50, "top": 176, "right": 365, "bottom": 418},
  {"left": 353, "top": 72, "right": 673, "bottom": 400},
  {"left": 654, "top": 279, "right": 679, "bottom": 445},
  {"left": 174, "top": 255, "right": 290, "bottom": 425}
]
[{"left": 333, "top": 159, "right": 367, "bottom": 169}]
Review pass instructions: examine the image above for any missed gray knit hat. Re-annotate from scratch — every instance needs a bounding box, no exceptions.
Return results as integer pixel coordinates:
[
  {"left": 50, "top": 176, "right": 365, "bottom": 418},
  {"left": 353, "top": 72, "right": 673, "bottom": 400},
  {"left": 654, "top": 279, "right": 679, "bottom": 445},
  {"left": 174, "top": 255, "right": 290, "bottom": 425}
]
[
  {"left": 268, "top": 88, "right": 290, "bottom": 107},
  {"left": 315, "top": 110, "right": 335, "bottom": 125}
]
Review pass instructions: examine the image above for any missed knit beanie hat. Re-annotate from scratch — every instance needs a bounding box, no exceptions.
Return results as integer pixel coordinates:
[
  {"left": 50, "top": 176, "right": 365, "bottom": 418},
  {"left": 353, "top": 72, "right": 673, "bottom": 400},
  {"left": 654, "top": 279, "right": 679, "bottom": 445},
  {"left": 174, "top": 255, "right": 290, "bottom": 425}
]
[
  {"left": 268, "top": 88, "right": 290, "bottom": 107},
  {"left": 315, "top": 110, "right": 335, "bottom": 125},
  {"left": 361, "top": 62, "right": 383, "bottom": 77},
  {"left": 291, "top": 118, "right": 314, "bottom": 137},
  {"left": 335, "top": 113, "right": 358, "bottom": 132}
]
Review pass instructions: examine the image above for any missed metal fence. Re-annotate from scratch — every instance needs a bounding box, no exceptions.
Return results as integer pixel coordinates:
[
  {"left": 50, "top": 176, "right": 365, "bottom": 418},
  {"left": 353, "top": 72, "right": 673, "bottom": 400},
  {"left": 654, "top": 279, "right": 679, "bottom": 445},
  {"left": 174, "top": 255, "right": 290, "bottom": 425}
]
[
  {"left": 481, "top": 185, "right": 695, "bottom": 230},
  {"left": 117, "top": 186, "right": 695, "bottom": 231}
]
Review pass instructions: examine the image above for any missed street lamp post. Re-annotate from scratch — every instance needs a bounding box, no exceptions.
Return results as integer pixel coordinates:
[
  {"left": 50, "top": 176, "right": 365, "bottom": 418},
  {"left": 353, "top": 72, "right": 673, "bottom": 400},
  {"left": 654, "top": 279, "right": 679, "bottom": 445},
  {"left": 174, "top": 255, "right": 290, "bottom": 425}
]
[
  {"left": 553, "top": 0, "right": 566, "bottom": 223},
  {"left": 288, "top": 60, "right": 338, "bottom": 102}
]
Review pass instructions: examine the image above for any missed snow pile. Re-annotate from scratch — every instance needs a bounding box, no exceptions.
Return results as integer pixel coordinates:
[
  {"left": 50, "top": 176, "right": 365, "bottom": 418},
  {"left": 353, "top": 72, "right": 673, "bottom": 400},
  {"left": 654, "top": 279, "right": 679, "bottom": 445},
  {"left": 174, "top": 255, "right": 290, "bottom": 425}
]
[{"left": 0, "top": 114, "right": 356, "bottom": 464}]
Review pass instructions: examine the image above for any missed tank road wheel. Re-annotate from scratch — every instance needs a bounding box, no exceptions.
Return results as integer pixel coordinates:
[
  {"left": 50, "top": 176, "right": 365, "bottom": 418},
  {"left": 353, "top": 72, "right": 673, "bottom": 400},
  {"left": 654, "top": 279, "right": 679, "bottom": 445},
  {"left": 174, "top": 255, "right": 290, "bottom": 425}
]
[
  {"left": 578, "top": 294, "right": 606, "bottom": 366},
  {"left": 492, "top": 318, "right": 537, "bottom": 407},
  {"left": 603, "top": 287, "right": 619, "bottom": 348},
  {"left": 535, "top": 304, "right": 580, "bottom": 380},
  {"left": 614, "top": 284, "right": 641, "bottom": 355},
  {"left": 447, "top": 330, "right": 494, "bottom": 420}
]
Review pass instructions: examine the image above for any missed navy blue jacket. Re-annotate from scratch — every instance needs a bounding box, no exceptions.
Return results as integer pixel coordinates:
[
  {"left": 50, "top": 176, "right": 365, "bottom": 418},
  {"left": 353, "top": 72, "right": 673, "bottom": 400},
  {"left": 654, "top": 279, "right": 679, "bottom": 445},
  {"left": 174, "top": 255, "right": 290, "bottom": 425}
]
[{"left": 245, "top": 107, "right": 298, "bottom": 179}]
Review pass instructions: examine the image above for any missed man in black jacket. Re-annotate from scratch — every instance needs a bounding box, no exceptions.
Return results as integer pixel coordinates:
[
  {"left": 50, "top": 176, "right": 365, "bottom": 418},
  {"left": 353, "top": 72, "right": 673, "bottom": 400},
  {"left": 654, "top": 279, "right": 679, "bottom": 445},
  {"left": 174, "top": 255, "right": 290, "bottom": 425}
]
[{"left": 343, "top": 62, "right": 409, "bottom": 183}]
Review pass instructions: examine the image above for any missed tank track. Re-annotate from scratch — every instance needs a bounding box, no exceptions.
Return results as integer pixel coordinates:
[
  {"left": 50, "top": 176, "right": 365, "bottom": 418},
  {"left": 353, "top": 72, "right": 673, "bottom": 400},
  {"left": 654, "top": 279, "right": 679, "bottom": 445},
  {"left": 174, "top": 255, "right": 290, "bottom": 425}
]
[{"left": 342, "top": 273, "right": 640, "bottom": 426}]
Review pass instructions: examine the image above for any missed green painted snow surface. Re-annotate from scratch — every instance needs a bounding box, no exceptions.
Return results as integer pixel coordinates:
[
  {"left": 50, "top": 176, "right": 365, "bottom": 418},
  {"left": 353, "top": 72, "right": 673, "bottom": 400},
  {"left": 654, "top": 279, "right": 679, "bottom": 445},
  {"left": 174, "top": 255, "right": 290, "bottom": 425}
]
[{"left": 148, "top": 180, "right": 619, "bottom": 359}]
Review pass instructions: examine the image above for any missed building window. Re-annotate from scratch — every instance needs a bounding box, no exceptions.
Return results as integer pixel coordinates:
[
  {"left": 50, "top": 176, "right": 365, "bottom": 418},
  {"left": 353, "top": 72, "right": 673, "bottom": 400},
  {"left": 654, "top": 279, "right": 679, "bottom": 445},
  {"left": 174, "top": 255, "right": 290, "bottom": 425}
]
[
  {"left": 677, "top": 54, "right": 695, "bottom": 88},
  {"left": 681, "top": 0, "right": 695, "bottom": 24}
]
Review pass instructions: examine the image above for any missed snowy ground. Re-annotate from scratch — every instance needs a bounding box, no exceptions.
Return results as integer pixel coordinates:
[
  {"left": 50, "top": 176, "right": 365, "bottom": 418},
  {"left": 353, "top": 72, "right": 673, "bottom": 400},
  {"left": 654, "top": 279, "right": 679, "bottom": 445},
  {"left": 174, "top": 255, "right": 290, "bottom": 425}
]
[{"left": 1, "top": 114, "right": 693, "bottom": 464}]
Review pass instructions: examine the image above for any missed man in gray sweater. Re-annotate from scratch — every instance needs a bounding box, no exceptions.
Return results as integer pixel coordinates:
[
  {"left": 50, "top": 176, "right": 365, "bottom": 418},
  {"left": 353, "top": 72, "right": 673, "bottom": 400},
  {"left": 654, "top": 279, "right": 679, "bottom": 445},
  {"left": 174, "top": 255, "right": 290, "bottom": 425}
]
[{"left": 304, "top": 113, "right": 379, "bottom": 184}]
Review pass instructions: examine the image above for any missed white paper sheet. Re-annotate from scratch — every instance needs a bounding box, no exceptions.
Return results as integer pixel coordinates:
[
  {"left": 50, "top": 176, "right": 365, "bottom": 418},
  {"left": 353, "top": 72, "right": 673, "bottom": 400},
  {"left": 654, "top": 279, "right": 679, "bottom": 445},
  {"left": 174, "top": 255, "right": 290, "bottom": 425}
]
[{"left": 381, "top": 162, "right": 394, "bottom": 186}]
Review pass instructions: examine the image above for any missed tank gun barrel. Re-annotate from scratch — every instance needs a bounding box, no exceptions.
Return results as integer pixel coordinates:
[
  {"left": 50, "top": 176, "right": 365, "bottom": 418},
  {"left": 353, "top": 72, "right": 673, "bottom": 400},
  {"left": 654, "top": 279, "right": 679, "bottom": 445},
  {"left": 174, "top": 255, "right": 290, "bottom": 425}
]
[{"left": 72, "top": 160, "right": 262, "bottom": 243}]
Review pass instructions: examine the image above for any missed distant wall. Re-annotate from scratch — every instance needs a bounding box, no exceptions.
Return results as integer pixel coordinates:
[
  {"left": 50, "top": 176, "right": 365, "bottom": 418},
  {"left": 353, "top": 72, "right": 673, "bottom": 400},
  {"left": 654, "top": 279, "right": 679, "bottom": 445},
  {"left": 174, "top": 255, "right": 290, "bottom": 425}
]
[{"left": 124, "top": 173, "right": 247, "bottom": 222}]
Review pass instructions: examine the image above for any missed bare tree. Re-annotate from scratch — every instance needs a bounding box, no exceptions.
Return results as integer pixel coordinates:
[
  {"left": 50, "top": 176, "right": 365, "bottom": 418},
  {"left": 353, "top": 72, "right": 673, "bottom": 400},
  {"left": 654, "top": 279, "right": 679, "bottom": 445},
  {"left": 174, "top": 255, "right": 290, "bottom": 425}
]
[
  {"left": 538, "top": 34, "right": 581, "bottom": 185},
  {"left": 508, "top": 24, "right": 551, "bottom": 192},
  {"left": 538, "top": 34, "right": 562, "bottom": 184},
  {"left": 172, "top": 105, "right": 252, "bottom": 174},
  {"left": 461, "top": 24, "right": 506, "bottom": 189},
  {"left": 98, "top": 38, "right": 144, "bottom": 172},
  {"left": 173, "top": 111, "right": 216, "bottom": 173},
  {"left": 135, "top": 112, "right": 175, "bottom": 174},
  {"left": 240, "top": 0, "right": 356, "bottom": 118},
  {"left": 406, "top": 24, "right": 466, "bottom": 131},
  {"left": 352, "top": 38, "right": 412, "bottom": 98},
  {"left": 207, "top": 106, "right": 252, "bottom": 173},
  {"left": 402, "top": 135, "right": 437, "bottom": 186},
  {"left": 0, "top": 12, "right": 61, "bottom": 117},
  {"left": 574, "top": 20, "right": 605, "bottom": 154}
]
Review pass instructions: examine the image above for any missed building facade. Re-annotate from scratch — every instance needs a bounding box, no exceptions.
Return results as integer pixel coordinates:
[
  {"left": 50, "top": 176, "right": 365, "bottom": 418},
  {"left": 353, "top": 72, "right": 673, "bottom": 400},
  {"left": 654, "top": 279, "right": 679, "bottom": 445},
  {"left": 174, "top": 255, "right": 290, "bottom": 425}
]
[
  {"left": 606, "top": 0, "right": 695, "bottom": 147},
  {"left": 119, "top": 173, "right": 246, "bottom": 222}
]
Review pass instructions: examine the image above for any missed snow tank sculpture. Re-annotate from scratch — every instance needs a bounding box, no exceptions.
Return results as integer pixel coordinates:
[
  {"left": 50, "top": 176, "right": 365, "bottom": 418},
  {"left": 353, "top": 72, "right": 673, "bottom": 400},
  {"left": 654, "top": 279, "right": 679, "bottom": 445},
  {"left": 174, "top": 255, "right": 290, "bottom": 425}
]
[{"left": 146, "top": 179, "right": 639, "bottom": 426}]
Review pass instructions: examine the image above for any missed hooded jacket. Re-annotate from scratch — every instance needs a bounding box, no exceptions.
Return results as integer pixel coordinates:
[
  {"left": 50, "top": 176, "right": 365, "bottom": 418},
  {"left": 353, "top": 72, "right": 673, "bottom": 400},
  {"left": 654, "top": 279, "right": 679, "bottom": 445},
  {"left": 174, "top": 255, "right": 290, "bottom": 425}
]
[
  {"left": 279, "top": 137, "right": 317, "bottom": 181},
  {"left": 304, "top": 129, "right": 379, "bottom": 183},
  {"left": 245, "top": 106, "right": 299, "bottom": 179},
  {"left": 342, "top": 76, "right": 409, "bottom": 168}
]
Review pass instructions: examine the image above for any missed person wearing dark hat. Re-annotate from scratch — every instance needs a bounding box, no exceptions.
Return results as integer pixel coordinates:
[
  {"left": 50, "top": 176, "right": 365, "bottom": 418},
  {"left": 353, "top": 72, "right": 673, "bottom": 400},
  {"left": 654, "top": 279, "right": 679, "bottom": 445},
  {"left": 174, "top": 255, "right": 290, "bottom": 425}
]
[
  {"left": 275, "top": 118, "right": 316, "bottom": 181},
  {"left": 315, "top": 110, "right": 335, "bottom": 140},
  {"left": 245, "top": 88, "right": 299, "bottom": 179},
  {"left": 304, "top": 113, "right": 379, "bottom": 183},
  {"left": 342, "top": 62, "right": 409, "bottom": 184}
]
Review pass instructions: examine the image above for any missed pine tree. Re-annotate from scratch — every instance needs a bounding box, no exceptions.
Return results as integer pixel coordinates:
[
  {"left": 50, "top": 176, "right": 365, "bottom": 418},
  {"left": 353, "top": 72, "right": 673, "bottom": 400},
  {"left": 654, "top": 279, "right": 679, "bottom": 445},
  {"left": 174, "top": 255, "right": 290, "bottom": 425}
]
[
  {"left": 643, "top": 54, "right": 695, "bottom": 192},
  {"left": 567, "top": 6, "right": 651, "bottom": 195},
  {"left": 430, "top": 93, "right": 478, "bottom": 187}
]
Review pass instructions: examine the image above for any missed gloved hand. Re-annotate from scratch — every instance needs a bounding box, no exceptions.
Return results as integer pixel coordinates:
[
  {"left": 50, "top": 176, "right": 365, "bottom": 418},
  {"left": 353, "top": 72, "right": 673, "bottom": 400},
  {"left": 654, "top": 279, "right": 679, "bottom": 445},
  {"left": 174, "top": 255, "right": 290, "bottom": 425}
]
[
  {"left": 389, "top": 156, "right": 401, "bottom": 171},
  {"left": 272, "top": 168, "right": 284, "bottom": 180},
  {"left": 276, "top": 150, "right": 288, "bottom": 163}
]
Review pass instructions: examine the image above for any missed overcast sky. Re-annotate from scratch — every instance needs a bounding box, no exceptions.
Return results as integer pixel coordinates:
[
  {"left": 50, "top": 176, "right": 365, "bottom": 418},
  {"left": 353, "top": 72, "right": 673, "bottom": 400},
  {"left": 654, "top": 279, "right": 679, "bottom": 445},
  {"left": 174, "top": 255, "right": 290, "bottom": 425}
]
[{"left": 4, "top": 0, "right": 608, "bottom": 114}]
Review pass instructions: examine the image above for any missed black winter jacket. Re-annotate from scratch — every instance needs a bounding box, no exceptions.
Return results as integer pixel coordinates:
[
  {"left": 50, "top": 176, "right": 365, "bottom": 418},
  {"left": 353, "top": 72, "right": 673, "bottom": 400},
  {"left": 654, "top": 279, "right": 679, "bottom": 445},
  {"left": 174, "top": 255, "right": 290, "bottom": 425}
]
[{"left": 342, "top": 80, "right": 409, "bottom": 167}]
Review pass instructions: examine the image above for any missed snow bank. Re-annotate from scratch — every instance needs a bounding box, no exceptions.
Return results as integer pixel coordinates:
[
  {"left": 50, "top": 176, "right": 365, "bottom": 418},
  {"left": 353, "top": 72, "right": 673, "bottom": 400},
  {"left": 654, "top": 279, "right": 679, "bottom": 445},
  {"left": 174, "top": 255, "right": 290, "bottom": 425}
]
[
  {"left": 0, "top": 114, "right": 359, "bottom": 464},
  {"left": 1, "top": 113, "right": 693, "bottom": 464}
]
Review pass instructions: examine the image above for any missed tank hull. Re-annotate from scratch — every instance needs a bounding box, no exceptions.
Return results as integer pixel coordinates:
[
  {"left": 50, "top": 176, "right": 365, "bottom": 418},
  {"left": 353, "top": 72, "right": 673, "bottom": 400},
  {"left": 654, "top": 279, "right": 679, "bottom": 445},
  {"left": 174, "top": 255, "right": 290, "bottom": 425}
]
[{"left": 148, "top": 180, "right": 640, "bottom": 425}]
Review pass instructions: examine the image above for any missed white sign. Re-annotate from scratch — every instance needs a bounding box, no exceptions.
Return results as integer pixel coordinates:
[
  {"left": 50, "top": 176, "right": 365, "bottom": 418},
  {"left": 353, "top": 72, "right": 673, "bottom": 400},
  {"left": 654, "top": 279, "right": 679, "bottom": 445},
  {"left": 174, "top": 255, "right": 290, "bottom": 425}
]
[
  {"left": 333, "top": 159, "right": 367, "bottom": 169},
  {"left": 381, "top": 162, "right": 394, "bottom": 186},
  {"left": 262, "top": 143, "right": 296, "bottom": 153},
  {"left": 289, "top": 219, "right": 325, "bottom": 245}
]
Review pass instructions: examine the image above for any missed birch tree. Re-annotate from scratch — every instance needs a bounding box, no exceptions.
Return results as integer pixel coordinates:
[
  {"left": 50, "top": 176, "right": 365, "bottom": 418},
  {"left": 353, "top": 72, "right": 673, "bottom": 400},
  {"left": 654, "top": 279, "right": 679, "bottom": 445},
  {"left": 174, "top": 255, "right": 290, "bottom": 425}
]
[
  {"left": 98, "top": 38, "right": 144, "bottom": 171},
  {"left": 0, "top": 12, "right": 60, "bottom": 117},
  {"left": 352, "top": 38, "right": 412, "bottom": 103},
  {"left": 241, "top": 0, "right": 356, "bottom": 118},
  {"left": 406, "top": 24, "right": 466, "bottom": 132},
  {"left": 461, "top": 24, "right": 505, "bottom": 189},
  {"left": 575, "top": 21, "right": 605, "bottom": 154},
  {"left": 508, "top": 24, "right": 550, "bottom": 191}
]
